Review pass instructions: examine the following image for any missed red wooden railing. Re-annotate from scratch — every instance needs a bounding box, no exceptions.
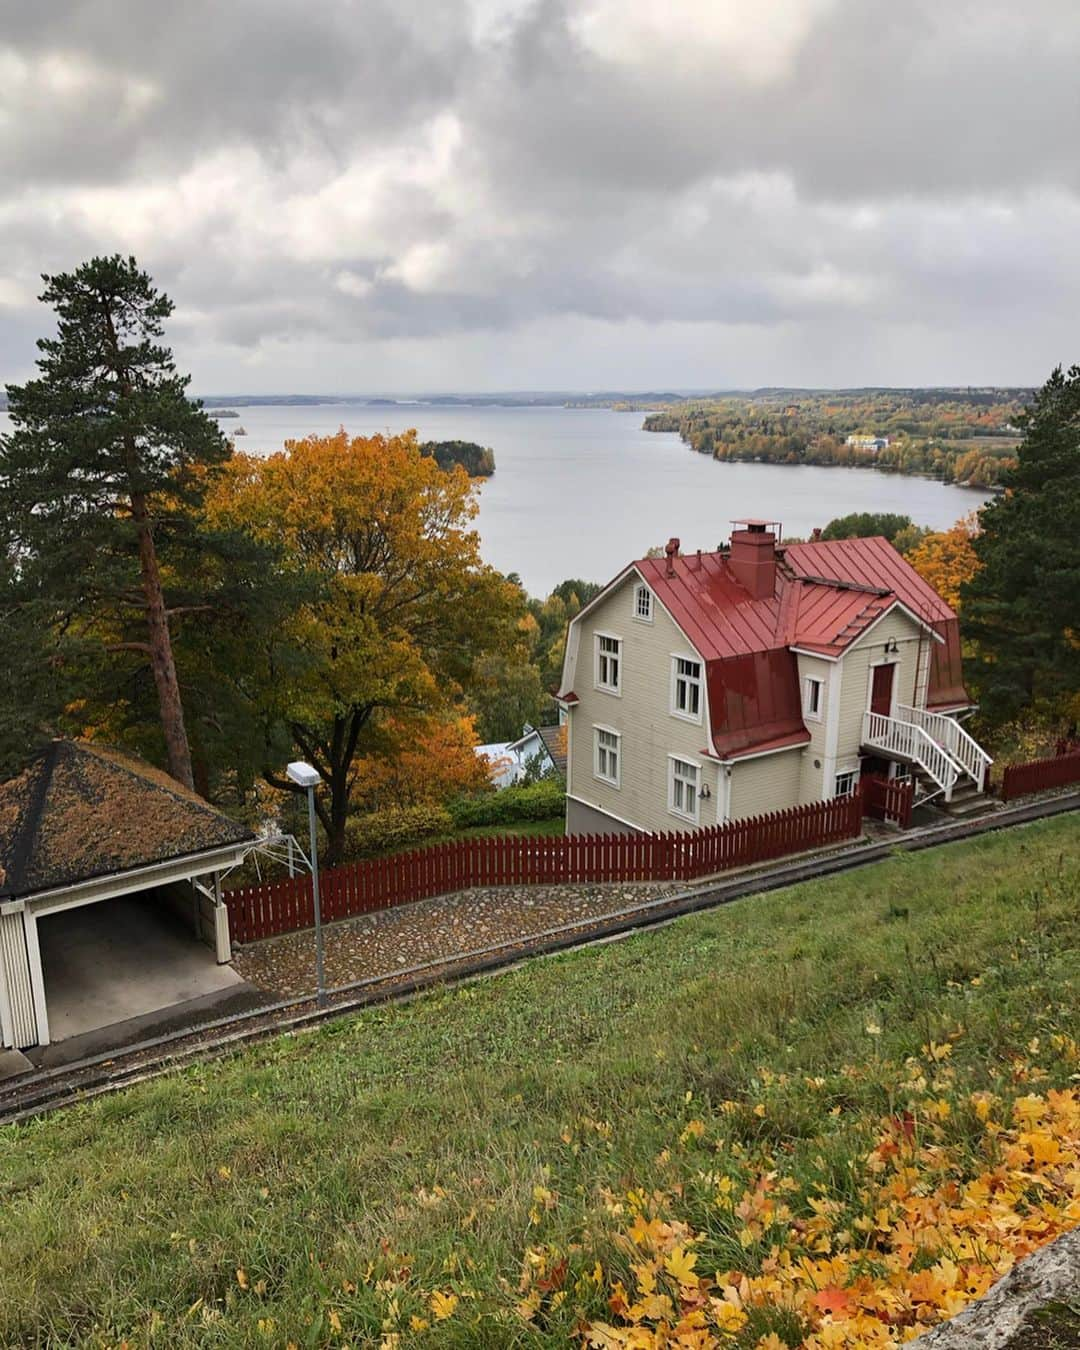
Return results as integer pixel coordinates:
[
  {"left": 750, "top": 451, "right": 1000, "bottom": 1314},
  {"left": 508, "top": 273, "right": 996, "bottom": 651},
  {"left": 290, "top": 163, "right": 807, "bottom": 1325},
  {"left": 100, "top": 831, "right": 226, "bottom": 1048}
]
[
  {"left": 226, "top": 794, "right": 863, "bottom": 944},
  {"left": 860, "top": 775, "right": 915, "bottom": 829},
  {"left": 1000, "top": 749, "right": 1080, "bottom": 802}
]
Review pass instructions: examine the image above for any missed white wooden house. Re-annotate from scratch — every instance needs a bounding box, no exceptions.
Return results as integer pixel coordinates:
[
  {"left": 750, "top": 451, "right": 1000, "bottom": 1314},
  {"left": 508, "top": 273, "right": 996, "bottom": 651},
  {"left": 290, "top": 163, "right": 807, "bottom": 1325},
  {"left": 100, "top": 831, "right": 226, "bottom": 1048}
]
[{"left": 557, "top": 521, "right": 990, "bottom": 836}]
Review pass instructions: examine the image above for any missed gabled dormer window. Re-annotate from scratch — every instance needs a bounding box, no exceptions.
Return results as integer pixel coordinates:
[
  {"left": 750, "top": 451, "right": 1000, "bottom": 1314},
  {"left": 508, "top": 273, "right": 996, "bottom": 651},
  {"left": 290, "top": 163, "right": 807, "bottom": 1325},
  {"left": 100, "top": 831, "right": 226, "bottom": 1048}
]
[{"left": 633, "top": 583, "right": 653, "bottom": 622}]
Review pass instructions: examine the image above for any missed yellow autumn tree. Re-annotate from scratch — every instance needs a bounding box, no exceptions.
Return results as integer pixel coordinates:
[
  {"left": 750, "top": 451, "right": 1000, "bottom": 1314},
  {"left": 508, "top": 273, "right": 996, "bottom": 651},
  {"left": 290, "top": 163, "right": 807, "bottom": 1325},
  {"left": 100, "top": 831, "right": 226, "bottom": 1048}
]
[
  {"left": 353, "top": 712, "right": 490, "bottom": 812},
  {"left": 206, "top": 430, "right": 520, "bottom": 862},
  {"left": 905, "top": 512, "right": 981, "bottom": 612}
]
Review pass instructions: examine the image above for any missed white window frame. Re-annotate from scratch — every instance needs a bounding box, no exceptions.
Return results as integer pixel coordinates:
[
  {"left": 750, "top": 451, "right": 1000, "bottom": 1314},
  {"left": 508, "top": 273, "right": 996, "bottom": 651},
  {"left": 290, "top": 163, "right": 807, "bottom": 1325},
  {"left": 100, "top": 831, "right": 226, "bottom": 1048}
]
[
  {"left": 670, "top": 654, "right": 703, "bottom": 724},
  {"left": 594, "top": 632, "right": 622, "bottom": 695},
  {"left": 593, "top": 725, "right": 621, "bottom": 787},
  {"left": 668, "top": 754, "right": 701, "bottom": 824},
  {"left": 632, "top": 583, "right": 653, "bottom": 623},
  {"left": 834, "top": 770, "right": 858, "bottom": 798},
  {"left": 804, "top": 675, "right": 824, "bottom": 723}
]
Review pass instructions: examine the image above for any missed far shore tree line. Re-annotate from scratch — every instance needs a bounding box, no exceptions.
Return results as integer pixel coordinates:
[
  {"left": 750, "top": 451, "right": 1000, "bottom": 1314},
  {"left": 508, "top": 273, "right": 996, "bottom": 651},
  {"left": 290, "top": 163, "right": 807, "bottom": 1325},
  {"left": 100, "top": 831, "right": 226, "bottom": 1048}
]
[
  {"left": 644, "top": 389, "right": 1026, "bottom": 489},
  {"left": 0, "top": 257, "right": 1077, "bottom": 865}
]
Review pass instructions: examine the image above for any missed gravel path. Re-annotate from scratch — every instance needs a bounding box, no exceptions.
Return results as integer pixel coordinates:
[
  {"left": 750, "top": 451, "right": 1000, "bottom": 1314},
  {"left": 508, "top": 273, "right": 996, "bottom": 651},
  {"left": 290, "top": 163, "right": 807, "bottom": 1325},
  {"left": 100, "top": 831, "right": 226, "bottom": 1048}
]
[{"left": 231, "top": 881, "right": 684, "bottom": 998}]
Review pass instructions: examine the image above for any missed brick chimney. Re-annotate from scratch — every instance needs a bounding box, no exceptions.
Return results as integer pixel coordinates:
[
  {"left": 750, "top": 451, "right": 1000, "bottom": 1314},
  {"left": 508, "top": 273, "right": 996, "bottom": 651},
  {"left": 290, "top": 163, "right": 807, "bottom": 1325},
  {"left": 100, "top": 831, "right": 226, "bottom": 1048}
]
[
  {"left": 729, "top": 520, "right": 778, "bottom": 599},
  {"left": 664, "top": 537, "right": 680, "bottom": 577}
]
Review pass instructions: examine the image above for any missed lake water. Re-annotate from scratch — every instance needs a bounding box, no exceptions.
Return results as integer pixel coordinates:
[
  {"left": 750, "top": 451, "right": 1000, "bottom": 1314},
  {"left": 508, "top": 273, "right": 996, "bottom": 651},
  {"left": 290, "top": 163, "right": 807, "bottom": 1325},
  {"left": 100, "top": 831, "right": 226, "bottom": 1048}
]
[{"left": 0, "top": 402, "right": 990, "bottom": 596}]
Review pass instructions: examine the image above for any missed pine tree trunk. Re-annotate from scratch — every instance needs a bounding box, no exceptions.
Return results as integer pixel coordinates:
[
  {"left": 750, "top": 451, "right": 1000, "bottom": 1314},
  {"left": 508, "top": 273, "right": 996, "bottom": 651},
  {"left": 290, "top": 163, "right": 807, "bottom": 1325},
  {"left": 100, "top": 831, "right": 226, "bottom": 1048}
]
[{"left": 132, "top": 490, "right": 195, "bottom": 791}]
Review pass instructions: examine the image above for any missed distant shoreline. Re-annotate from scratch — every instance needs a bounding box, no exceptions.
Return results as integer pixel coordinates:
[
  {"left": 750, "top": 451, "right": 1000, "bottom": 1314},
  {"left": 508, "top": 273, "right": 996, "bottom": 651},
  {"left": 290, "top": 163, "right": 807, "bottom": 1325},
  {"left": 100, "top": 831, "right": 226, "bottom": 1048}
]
[{"left": 0, "top": 386, "right": 1038, "bottom": 415}]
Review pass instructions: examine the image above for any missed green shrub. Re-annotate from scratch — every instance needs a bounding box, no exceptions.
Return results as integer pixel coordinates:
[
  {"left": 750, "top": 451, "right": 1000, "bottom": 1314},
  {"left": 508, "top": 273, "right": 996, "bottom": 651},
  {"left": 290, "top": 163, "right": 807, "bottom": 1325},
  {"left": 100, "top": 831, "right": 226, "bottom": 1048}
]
[
  {"left": 343, "top": 803, "right": 453, "bottom": 859},
  {"left": 448, "top": 777, "right": 565, "bottom": 828}
]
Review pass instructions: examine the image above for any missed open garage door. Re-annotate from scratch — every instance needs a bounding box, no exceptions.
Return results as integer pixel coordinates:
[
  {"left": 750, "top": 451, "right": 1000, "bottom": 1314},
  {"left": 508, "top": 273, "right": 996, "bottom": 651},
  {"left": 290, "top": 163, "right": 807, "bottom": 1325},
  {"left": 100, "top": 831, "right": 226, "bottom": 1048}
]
[{"left": 34, "top": 892, "right": 245, "bottom": 1052}]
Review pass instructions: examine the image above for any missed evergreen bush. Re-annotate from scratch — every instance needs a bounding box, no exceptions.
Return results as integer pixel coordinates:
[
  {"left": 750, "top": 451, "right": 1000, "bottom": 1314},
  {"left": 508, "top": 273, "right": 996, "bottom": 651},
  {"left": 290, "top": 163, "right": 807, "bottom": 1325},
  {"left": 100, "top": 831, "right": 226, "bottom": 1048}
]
[{"left": 448, "top": 778, "right": 565, "bottom": 828}]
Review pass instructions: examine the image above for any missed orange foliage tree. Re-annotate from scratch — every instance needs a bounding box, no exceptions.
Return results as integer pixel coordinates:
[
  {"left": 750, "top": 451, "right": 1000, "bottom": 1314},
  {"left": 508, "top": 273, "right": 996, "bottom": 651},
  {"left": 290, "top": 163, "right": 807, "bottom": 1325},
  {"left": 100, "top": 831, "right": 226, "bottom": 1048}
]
[
  {"left": 353, "top": 713, "right": 491, "bottom": 812},
  {"left": 206, "top": 430, "right": 519, "bottom": 862},
  {"left": 905, "top": 512, "right": 981, "bottom": 612}
]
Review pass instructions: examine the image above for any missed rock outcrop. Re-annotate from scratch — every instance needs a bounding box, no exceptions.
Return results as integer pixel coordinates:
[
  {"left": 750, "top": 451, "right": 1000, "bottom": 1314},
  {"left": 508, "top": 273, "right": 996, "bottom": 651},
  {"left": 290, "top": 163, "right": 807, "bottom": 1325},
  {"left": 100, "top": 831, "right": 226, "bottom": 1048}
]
[{"left": 913, "top": 1227, "right": 1080, "bottom": 1348}]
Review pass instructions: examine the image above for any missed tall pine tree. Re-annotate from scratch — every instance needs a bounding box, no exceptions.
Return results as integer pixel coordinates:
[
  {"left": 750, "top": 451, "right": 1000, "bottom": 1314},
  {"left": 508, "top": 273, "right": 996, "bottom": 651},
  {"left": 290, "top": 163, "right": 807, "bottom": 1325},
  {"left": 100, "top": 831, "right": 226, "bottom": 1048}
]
[
  {"left": 1, "top": 256, "right": 230, "bottom": 788},
  {"left": 963, "top": 364, "right": 1080, "bottom": 726}
]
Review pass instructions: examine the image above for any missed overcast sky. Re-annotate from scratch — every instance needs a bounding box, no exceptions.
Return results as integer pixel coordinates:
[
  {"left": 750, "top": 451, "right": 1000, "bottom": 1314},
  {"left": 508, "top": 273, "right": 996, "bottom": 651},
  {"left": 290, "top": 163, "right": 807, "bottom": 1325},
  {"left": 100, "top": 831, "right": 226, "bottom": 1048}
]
[{"left": 1, "top": 0, "right": 1077, "bottom": 394}]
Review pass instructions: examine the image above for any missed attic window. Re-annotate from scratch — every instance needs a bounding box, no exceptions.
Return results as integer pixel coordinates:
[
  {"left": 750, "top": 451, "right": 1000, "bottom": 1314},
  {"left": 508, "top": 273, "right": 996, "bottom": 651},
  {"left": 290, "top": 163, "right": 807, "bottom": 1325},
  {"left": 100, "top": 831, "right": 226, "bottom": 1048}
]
[
  {"left": 804, "top": 676, "right": 824, "bottom": 722},
  {"left": 633, "top": 583, "right": 653, "bottom": 622}
]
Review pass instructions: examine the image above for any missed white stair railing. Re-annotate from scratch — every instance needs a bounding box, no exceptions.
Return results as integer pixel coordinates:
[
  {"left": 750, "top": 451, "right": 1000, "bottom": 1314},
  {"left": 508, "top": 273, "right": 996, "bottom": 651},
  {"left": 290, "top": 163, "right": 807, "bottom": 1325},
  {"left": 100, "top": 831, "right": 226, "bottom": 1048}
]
[
  {"left": 895, "top": 704, "right": 992, "bottom": 790},
  {"left": 862, "top": 711, "right": 963, "bottom": 802}
]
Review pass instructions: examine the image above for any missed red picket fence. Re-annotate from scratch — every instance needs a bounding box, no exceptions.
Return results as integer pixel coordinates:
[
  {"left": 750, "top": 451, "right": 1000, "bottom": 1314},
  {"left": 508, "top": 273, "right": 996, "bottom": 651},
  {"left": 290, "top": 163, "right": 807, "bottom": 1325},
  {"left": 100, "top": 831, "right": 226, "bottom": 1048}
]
[
  {"left": 1000, "top": 749, "right": 1080, "bottom": 802},
  {"left": 226, "top": 793, "right": 863, "bottom": 944},
  {"left": 860, "top": 774, "right": 915, "bottom": 829}
]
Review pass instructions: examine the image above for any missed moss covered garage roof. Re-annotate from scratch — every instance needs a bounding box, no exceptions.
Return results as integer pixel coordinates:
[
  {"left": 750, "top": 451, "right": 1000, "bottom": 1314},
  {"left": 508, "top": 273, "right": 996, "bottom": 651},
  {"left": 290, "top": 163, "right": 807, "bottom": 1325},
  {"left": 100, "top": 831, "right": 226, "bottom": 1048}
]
[{"left": 0, "top": 741, "right": 253, "bottom": 901}]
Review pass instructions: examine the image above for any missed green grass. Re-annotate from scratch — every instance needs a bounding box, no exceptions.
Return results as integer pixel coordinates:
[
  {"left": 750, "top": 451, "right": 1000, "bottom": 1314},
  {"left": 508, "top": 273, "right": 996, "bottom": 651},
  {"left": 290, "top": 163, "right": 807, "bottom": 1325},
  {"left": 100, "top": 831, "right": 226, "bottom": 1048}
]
[
  {"left": 442, "top": 816, "right": 565, "bottom": 843},
  {"left": 1, "top": 815, "right": 1078, "bottom": 1347}
]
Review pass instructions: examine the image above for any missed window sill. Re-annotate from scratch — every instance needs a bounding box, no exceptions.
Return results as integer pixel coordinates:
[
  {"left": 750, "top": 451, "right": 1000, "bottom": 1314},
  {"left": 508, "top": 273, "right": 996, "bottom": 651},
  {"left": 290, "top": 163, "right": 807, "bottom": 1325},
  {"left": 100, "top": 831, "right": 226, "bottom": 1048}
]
[
  {"left": 670, "top": 709, "right": 703, "bottom": 725},
  {"left": 669, "top": 807, "right": 699, "bottom": 825}
]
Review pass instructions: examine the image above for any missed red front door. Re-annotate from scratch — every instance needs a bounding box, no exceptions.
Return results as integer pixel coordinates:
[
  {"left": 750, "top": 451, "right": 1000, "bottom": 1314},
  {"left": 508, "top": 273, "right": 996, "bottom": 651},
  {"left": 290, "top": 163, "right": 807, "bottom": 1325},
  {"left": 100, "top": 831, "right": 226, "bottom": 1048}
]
[{"left": 870, "top": 663, "right": 895, "bottom": 717}]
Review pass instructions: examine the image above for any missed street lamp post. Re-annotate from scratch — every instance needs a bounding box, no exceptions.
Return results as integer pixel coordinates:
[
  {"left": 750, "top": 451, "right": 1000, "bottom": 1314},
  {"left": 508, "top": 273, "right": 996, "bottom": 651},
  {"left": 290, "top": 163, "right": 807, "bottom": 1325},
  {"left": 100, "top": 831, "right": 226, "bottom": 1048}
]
[{"left": 286, "top": 761, "right": 326, "bottom": 1007}]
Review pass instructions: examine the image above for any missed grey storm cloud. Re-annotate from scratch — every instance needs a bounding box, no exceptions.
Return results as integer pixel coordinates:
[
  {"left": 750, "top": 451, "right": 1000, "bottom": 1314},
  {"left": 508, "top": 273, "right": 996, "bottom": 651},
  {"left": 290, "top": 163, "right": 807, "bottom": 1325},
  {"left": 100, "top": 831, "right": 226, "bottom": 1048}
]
[{"left": 0, "top": 0, "right": 1078, "bottom": 390}]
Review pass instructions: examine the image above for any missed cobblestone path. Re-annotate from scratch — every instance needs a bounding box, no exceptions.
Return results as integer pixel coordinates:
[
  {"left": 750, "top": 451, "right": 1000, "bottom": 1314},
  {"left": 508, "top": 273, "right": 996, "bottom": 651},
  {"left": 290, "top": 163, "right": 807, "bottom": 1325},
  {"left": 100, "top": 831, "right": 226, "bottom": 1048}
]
[{"left": 231, "top": 880, "right": 683, "bottom": 998}]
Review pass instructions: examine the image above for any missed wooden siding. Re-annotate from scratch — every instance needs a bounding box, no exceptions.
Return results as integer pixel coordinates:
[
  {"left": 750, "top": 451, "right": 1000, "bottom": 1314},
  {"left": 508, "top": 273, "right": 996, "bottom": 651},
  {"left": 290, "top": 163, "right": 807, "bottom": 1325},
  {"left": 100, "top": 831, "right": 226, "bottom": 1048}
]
[
  {"left": 567, "top": 573, "right": 718, "bottom": 834},
  {"left": 728, "top": 748, "right": 804, "bottom": 820},
  {"left": 835, "top": 608, "right": 928, "bottom": 763},
  {"left": 794, "top": 652, "right": 834, "bottom": 802}
]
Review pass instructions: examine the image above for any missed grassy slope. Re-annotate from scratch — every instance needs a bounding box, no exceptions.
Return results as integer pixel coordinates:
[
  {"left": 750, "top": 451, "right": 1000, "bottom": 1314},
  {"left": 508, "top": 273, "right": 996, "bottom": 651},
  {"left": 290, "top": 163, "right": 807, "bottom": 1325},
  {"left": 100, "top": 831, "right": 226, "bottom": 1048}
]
[{"left": 1, "top": 816, "right": 1078, "bottom": 1348}]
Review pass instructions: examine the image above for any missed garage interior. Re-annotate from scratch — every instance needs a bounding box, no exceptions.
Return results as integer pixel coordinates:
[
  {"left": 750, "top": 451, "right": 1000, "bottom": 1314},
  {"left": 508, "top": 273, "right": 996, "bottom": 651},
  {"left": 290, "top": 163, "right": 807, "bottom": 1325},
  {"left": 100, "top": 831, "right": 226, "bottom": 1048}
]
[{"left": 34, "top": 891, "right": 248, "bottom": 1056}]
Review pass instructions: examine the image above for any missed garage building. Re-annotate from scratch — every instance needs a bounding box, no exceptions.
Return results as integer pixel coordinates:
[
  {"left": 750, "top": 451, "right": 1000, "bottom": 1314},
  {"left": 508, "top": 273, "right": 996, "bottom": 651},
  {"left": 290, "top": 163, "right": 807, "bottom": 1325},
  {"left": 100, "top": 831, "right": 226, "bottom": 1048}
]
[{"left": 0, "top": 740, "right": 255, "bottom": 1055}]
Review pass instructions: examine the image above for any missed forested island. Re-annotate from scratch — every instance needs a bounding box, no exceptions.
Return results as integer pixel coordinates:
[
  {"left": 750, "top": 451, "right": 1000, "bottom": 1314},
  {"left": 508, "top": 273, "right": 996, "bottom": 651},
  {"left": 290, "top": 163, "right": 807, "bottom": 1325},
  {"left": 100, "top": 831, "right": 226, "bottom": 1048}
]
[
  {"left": 419, "top": 439, "right": 495, "bottom": 477},
  {"left": 643, "top": 388, "right": 1029, "bottom": 489}
]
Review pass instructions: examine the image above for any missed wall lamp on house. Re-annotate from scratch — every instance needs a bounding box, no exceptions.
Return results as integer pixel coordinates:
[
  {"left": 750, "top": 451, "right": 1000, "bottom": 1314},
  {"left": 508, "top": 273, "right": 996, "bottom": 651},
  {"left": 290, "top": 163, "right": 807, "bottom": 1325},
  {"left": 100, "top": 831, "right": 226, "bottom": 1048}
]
[
  {"left": 700, "top": 782, "right": 712, "bottom": 800},
  {"left": 884, "top": 637, "right": 899, "bottom": 655}
]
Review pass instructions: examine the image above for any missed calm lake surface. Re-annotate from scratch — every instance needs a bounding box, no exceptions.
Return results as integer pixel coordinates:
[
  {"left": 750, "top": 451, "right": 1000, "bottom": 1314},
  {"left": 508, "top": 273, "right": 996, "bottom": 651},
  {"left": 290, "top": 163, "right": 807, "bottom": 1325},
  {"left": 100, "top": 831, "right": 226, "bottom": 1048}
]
[{"left": 0, "top": 402, "right": 990, "bottom": 596}]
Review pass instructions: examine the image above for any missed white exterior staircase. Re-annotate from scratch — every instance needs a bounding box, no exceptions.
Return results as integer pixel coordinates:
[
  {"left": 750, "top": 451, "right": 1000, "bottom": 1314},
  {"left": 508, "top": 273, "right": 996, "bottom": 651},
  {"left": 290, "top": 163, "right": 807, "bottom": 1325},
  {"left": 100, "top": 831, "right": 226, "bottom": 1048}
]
[{"left": 862, "top": 705, "right": 992, "bottom": 807}]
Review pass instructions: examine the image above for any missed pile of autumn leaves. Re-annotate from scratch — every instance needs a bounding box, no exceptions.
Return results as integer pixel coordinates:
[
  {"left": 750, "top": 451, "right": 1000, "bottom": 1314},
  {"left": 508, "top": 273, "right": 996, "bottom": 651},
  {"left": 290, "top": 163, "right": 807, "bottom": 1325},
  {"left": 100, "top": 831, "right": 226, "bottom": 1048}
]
[
  {"left": 561, "top": 1038, "right": 1080, "bottom": 1348},
  {"left": 306, "top": 1035, "right": 1080, "bottom": 1347}
]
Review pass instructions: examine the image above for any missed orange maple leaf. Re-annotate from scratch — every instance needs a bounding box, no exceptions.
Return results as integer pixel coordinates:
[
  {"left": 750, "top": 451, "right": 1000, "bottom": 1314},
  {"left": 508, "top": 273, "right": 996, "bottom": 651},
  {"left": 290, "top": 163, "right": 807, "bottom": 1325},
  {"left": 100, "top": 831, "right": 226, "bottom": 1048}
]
[{"left": 814, "top": 1287, "right": 852, "bottom": 1317}]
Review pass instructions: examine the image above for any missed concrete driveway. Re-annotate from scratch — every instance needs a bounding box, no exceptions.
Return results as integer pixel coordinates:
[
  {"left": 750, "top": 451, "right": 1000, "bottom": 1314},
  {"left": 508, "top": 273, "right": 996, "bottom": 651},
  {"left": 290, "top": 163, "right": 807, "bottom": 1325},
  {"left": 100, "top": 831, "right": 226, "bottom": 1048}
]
[{"left": 34, "top": 893, "right": 263, "bottom": 1063}]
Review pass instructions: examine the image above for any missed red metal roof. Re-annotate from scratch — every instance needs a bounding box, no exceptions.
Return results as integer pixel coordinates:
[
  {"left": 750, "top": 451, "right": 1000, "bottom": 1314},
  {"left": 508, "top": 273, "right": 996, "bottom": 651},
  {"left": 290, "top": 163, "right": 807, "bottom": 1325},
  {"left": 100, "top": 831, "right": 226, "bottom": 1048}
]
[
  {"left": 636, "top": 544, "right": 903, "bottom": 663},
  {"left": 785, "top": 538, "right": 968, "bottom": 709},
  {"left": 783, "top": 536, "right": 954, "bottom": 623},
  {"left": 629, "top": 536, "right": 969, "bottom": 756}
]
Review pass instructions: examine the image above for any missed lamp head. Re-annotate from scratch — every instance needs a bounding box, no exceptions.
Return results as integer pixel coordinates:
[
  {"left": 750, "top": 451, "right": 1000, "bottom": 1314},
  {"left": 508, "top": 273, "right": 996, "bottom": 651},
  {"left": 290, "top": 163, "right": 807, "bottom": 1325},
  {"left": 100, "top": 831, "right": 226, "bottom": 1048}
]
[{"left": 286, "top": 760, "right": 321, "bottom": 789}]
